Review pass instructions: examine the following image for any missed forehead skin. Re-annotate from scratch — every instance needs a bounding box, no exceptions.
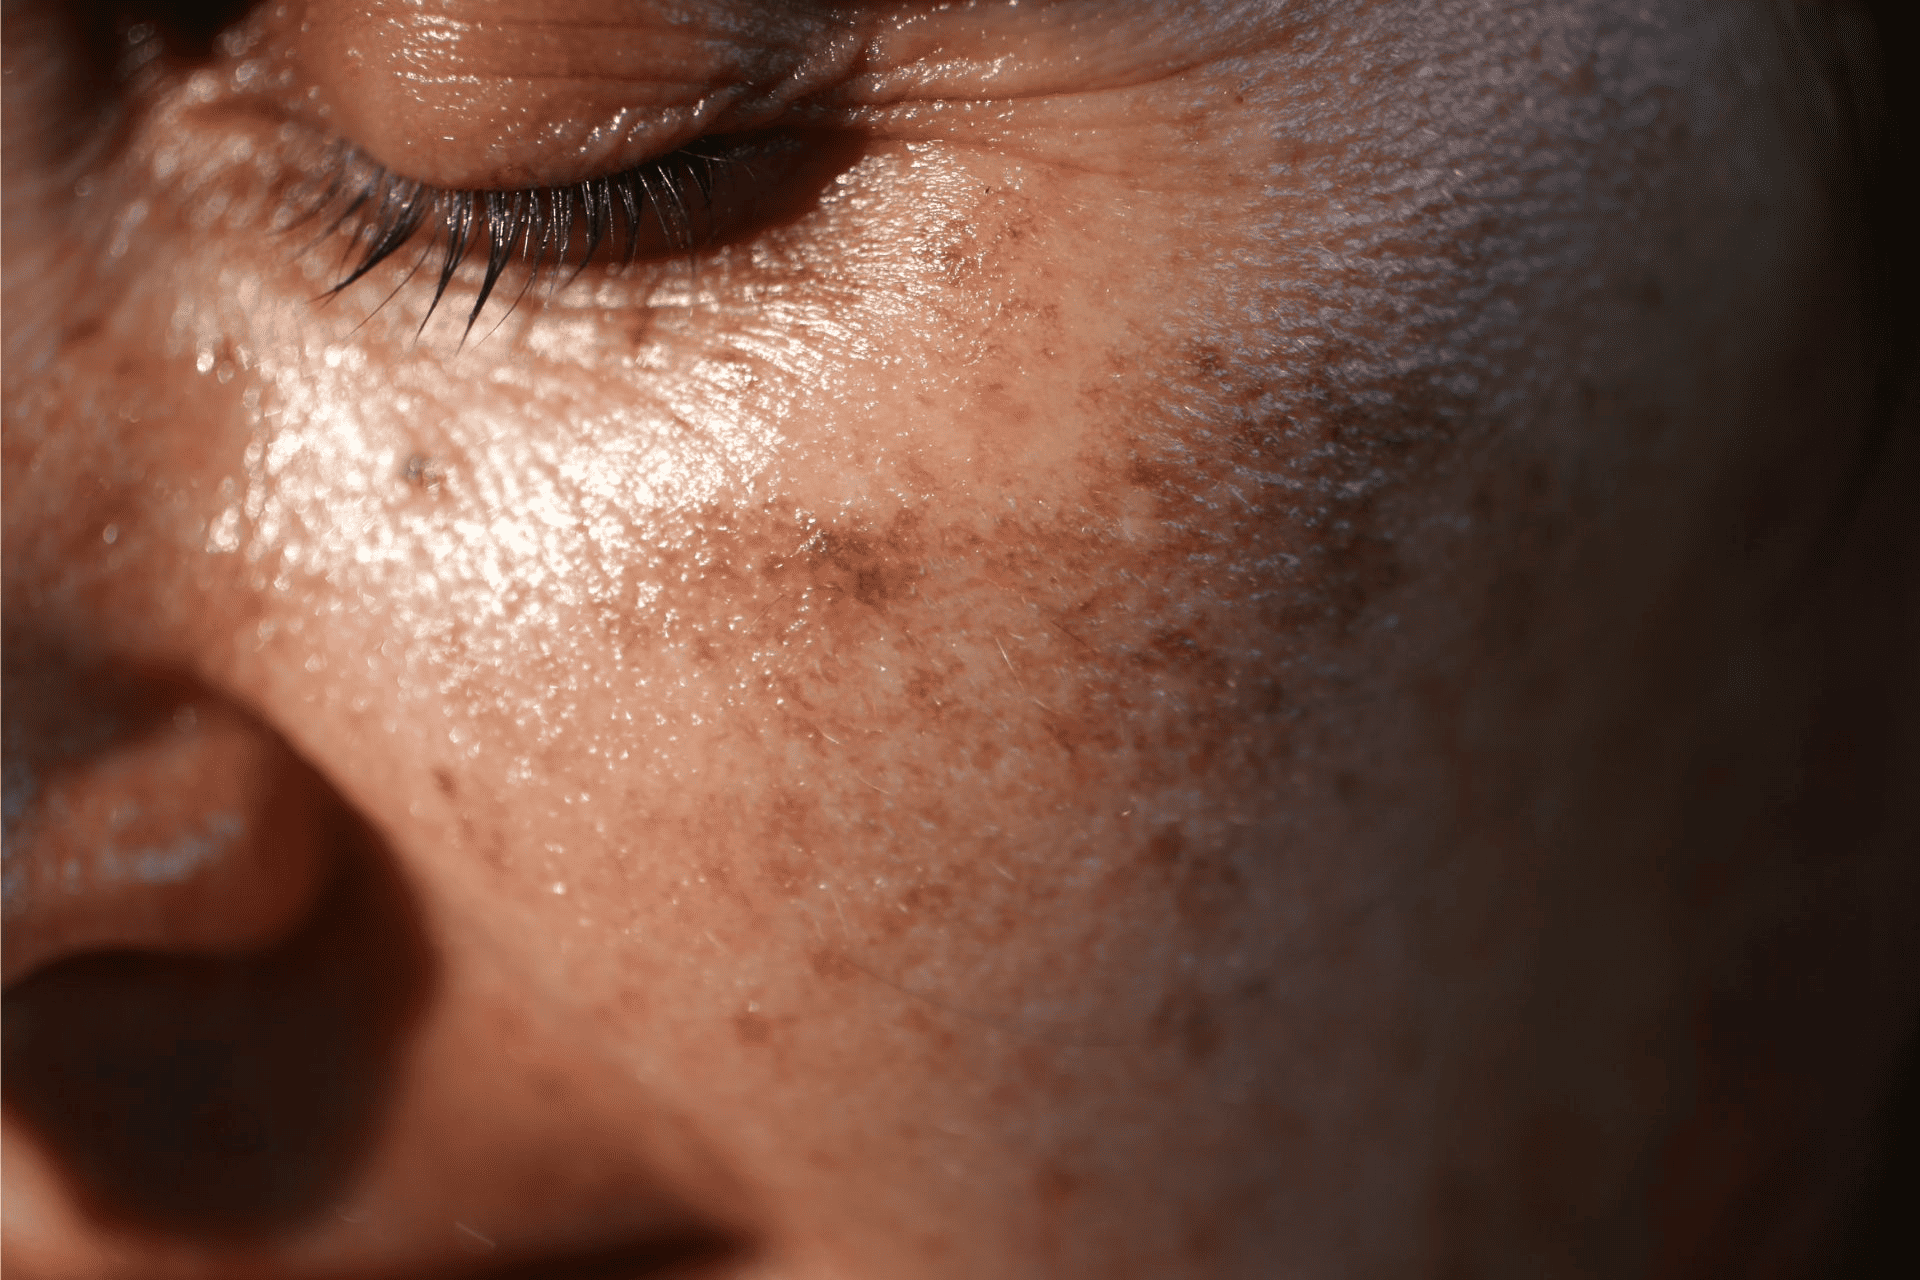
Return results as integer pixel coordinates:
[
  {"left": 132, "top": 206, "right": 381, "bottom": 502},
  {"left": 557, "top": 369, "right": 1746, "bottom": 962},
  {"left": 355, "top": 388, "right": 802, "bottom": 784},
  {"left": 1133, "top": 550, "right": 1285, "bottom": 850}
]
[{"left": 4, "top": 0, "right": 1917, "bottom": 1277}]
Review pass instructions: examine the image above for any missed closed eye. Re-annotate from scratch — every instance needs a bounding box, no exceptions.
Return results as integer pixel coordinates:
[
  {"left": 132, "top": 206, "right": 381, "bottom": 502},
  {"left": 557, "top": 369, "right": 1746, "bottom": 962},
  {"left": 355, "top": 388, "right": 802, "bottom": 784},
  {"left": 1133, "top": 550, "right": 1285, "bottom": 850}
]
[
  {"left": 291, "top": 128, "right": 859, "bottom": 336},
  {"left": 70, "top": 0, "right": 877, "bottom": 337}
]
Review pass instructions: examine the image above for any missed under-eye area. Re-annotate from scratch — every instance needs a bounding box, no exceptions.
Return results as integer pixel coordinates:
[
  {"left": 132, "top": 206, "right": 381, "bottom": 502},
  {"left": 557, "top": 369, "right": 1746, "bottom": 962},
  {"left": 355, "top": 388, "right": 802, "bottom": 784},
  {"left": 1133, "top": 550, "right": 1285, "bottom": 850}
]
[{"left": 287, "top": 129, "right": 866, "bottom": 333}]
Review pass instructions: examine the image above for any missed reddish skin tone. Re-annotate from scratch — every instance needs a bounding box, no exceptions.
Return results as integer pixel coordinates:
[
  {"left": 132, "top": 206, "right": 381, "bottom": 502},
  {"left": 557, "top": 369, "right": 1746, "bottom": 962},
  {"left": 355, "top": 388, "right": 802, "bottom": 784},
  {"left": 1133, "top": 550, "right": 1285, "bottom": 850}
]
[{"left": 3, "top": 1, "right": 1916, "bottom": 1278}]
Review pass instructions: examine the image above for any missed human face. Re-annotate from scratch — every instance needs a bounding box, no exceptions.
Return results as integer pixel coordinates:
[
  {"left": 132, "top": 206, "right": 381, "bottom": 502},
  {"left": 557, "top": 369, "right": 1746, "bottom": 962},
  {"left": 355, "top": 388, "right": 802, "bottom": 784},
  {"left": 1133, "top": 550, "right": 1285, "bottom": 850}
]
[{"left": 5, "top": 1, "right": 1915, "bottom": 1278}]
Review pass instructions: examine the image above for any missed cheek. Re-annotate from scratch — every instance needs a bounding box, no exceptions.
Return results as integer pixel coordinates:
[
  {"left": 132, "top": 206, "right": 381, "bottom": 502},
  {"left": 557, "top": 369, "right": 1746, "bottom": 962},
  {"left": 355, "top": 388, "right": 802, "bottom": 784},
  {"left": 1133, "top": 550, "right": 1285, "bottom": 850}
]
[
  {"left": 8, "top": 86, "right": 1390, "bottom": 1247},
  {"left": 188, "top": 143, "right": 1332, "bottom": 1010},
  {"left": 6, "top": 51, "right": 1416, "bottom": 1061}
]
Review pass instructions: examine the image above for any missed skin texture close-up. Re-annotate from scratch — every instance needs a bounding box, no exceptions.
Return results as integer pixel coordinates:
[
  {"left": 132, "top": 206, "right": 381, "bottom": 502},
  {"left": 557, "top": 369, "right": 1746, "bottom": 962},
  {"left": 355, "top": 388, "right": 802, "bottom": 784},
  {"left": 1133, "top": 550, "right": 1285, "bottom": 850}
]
[{"left": 4, "top": 1, "right": 1917, "bottom": 1278}]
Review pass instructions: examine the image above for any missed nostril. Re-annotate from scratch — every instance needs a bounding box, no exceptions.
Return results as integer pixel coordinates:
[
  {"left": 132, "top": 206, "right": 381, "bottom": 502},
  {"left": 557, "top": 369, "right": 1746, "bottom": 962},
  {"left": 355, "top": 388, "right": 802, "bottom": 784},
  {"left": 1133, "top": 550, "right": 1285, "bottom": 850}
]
[
  {"left": 0, "top": 657, "right": 437, "bottom": 1242},
  {"left": 2, "top": 795, "right": 436, "bottom": 1241},
  {"left": 2, "top": 677, "right": 337, "bottom": 986},
  {"left": 0, "top": 656, "right": 437, "bottom": 1239}
]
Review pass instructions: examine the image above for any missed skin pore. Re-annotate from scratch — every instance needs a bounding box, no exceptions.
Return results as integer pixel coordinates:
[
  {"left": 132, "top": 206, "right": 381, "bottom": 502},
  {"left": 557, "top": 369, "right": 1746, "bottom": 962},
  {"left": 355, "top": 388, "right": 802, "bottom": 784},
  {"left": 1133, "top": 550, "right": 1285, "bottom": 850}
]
[{"left": 4, "top": 1, "right": 1916, "bottom": 1277}]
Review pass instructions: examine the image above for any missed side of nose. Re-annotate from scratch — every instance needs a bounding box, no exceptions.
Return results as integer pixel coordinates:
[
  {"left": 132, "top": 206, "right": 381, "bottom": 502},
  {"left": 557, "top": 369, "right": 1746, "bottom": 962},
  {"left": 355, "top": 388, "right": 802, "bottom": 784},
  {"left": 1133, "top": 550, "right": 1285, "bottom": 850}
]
[
  {"left": 2, "top": 648, "right": 440, "bottom": 1243},
  {"left": 2, "top": 662, "right": 336, "bottom": 985}
]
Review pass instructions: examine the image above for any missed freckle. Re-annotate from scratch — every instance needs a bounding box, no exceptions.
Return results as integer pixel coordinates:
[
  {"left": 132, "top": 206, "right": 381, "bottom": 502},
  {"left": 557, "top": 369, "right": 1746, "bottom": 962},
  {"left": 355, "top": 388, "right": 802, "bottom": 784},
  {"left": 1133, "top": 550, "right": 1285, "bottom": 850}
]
[
  {"left": 1034, "top": 1160, "right": 1082, "bottom": 1208},
  {"left": 733, "top": 1011, "right": 771, "bottom": 1046},
  {"left": 432, "top": 767, "right": 457, "bottom": 797},
  {"left": 1146, "top": 825, "right": 1185, "bottom": 868},
  {"left": 1150, "top": 987, "right": 1224, "bottom": 1064},
  {"left": 898, "top": 881, "right": 955, "bottom": 918},
  {"left": 1125, "top": 453, "right": 1177, "bottom": 490},
  {"left": 809, "top": 948, "right": 856, "bottom": 981}
]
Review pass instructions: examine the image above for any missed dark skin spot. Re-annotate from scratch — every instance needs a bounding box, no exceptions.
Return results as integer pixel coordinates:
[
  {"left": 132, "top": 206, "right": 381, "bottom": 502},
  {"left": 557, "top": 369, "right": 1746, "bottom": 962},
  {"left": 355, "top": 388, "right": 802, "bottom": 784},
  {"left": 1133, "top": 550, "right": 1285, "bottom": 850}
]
[
  {"left": 732, "top": 1011, "right": 771, "bottom": 1047},
  {"left": 898, "top": 1005, "right": 958, "bottom": 1055},
  {"left": 1033, "top": 1159, "right": 1082, "bottom": 1207},
  {"left": 809, "top": 948, "right": 857, "bottom": 982},
  {"left": 61, "top": 315, "right": 102, "bottom": 351},
  {"left": 1137, "top": 825, "right": 1247, "bottom": 931},
  {"left": 798, "top": 522, "right": 920, "bottom": 611},
  {"left": 969, "top": 375, "right": 1037, "bottom": 427},
  {"left": 400, "top": 453, "right": 444, "bottom": 494},
  {"left": 1150, "top": 986, "right": 1225, "bottom": 1065},
  {"left": 898, "top": 882, "right": 955, "bottom": 918},
  {"left": 1124, "top": 452, "right": 1179, "bottom": 491},
  {"left": 1184, "top": 341, "right": 1227, "bottom": 380},
  {"left": 412, "top": 311, "right": 1452, "bottom": 996}
]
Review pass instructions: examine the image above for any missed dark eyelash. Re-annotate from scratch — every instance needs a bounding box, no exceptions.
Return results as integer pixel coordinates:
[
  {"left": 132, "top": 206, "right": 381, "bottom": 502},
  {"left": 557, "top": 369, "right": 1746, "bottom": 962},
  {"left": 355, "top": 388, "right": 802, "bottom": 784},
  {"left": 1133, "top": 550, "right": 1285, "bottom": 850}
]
[{"left": 292, "top": 143, "right": 733, "bottom": 334}]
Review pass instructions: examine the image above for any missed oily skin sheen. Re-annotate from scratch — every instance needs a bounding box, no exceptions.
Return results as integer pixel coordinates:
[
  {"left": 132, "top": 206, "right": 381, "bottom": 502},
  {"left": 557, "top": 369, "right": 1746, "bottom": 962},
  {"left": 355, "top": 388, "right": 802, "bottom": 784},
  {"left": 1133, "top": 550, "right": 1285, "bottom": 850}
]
[{"left": 4, "top": 1, "right": 1917, "bottom": 1277}]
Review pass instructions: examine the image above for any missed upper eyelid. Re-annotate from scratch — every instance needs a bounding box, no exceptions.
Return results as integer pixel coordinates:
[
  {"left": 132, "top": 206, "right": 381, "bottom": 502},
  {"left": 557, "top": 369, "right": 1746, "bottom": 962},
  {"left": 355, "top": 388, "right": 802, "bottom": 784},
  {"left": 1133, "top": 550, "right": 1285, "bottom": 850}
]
[
  {"left": 287, "top": 0, "right": 1260, "bottom": 190},
  {"left": 100, "top": 0, "right": 1235, "bottom": 326},
  {"left": 295, "top": 1, "right": 872, "bottom": 189}
]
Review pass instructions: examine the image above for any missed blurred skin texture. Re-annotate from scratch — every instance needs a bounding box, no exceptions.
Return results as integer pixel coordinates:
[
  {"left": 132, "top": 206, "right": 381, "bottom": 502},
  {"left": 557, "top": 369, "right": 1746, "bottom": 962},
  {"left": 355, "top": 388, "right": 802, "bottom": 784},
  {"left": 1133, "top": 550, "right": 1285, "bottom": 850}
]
[{"left": 3, "top": 1, "right": 1916, "bottom": 1277}]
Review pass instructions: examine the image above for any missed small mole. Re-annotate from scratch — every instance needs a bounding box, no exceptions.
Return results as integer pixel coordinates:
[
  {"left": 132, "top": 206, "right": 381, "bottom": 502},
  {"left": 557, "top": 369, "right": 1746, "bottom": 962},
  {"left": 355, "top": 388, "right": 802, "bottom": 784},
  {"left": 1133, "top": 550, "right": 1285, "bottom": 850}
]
[
  {"left": 402, "top": 453, "right": 445, "bottom": 494},
  {"left": 809, "top": 948, "right": 857, "bottom": 981},
  {"left": 432, "top": 768, "right": 457, "bottom": 797}
]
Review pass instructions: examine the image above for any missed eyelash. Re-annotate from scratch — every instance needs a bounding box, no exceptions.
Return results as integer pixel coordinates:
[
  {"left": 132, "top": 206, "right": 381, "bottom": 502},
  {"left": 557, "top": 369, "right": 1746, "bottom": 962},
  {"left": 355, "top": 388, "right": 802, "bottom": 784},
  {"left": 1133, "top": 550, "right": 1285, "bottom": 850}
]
[{"left": 293, "top": 142, "right": 739, "bottom": 333}]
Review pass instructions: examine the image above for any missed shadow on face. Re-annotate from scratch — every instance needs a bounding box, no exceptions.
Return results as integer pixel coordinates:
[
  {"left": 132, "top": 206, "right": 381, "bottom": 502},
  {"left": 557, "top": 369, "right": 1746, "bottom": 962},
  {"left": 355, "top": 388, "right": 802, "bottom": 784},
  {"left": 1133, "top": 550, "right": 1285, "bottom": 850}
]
[{"left": 2, "top": 681, "right": 435, "bottom": 1240}]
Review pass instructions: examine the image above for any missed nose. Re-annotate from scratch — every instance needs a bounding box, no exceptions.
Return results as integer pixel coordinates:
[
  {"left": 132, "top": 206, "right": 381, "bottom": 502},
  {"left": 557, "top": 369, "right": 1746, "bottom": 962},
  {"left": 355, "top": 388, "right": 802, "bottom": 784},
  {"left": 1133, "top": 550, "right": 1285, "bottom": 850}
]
[
  {"left": 2, "top": 660, "right": 337, "bottom": 987},
  {"left": 1, "top": 651, "right": 438, "bottom": 1243}
]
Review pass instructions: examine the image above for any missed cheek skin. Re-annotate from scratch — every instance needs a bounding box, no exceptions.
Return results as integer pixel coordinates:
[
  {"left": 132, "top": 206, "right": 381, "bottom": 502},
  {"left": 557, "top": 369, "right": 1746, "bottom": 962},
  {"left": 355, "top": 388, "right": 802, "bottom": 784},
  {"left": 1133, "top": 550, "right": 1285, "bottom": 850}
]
[
  {"left": 7, "top": 44, "right": 1381, "bottom": 1276},
  {"left": 6, "top": 1, "right": 1917, "bottom": 1278}
]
